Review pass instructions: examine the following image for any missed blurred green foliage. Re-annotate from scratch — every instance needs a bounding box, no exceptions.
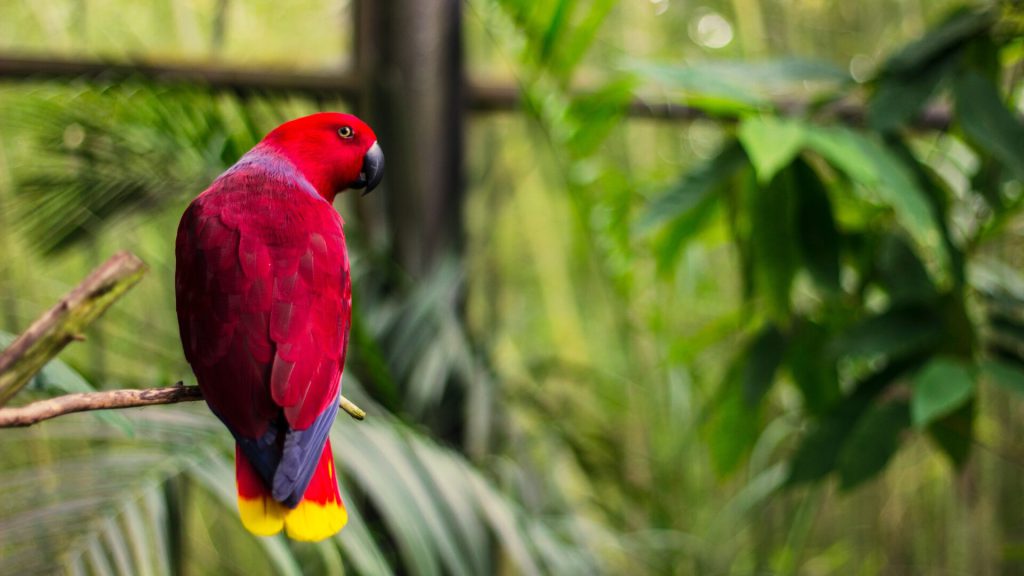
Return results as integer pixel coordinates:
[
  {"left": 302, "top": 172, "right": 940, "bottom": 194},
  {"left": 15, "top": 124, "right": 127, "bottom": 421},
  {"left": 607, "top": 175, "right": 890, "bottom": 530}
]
[{"left": 2, "top": 0, "right": 1024, "bottom": 575}]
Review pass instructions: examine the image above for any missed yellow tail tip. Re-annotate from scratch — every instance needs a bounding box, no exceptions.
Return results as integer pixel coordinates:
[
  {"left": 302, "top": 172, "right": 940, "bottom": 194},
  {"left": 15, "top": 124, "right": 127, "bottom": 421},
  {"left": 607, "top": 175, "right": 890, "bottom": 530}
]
[
  {"left": 284, "top": 498, "right": 348, "bottom": 542},
  {"left": 238, "top": 495, "right": 287, "bottom": 537}
]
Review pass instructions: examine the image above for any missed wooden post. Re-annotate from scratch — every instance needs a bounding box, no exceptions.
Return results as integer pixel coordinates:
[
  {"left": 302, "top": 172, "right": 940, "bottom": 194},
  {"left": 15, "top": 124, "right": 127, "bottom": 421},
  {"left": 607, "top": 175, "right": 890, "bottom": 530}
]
[{"left": 354, "top": 0, "right": 465, "bottom": 276}]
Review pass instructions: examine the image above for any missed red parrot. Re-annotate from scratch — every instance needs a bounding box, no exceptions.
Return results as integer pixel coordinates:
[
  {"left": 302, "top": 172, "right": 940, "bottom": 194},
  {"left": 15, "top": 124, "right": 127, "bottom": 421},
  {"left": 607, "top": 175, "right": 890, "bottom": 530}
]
[{"left": 174, "top": 113, "right": 383, "bottom": 541}]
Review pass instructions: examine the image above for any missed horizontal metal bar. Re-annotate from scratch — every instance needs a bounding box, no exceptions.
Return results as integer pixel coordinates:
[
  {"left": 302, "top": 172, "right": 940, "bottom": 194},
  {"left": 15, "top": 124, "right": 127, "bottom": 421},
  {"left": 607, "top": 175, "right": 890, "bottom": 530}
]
[{"left": 0, "top": 54, "right": 952, "bottom": 129}]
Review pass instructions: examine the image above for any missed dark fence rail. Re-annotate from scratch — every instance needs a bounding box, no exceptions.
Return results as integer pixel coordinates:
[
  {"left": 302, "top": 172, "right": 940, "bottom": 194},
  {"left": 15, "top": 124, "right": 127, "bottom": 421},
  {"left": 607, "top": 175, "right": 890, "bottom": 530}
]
[{"left": 0, "top": 54, "right": 953, "bottom": 129}]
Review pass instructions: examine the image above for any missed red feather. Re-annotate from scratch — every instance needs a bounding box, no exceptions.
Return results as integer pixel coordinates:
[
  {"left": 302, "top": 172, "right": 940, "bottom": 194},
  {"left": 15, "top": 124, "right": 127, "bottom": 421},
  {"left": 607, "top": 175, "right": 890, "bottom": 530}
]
[
  {"left": 176, "top": 174, "right": 350, "bottom": 436},
  {"left": 176, "top": 112, "right": 378, "bottom": 540}
]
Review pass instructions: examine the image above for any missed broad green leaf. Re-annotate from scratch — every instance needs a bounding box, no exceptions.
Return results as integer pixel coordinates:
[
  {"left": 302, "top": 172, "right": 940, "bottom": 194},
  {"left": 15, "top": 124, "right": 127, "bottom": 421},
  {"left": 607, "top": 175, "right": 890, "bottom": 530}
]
[
  {"left": 637, "top": 139, "right": 746, "bottom": 231},
  {"left": 962, "top": 33, "right": 1001, "bottom": 83},
  {"left": 787, "top": 321, "right": 840, "bottom": 414},
  {"left": 628, "top": 57, "right": 849, "bottom": 109},
  {"left": 704, "top": 368, "right": 761, "bottom": 476},
  {"left": 927, "top": 401, "right": 974, "bottom": 468},
  {"left": 688, "top": 57, "right": 850, "bottom": 86},
  {"left": 653, "top": 189, "right": 720, "bottom": 275},
  {"left": 885, "top": 138, "right": 967, "bottom": 286},
  {"left": 567, "top": 77, "right": 636, "bottom": 155},
  {"left": 882, "top": 8, "right": 995, "bottom": 75},
  {"left": 742, "top": 324, "right": 787, "bottom": 406},
  {"left": 737, "top": 116, "right": 806, "bottom": 184},
  {"left": 792, "top": 159, "right": 841, "bottom": 294},
  {"left": 981, "top": 359, "right": 1024, "bottom": 395},
  {"left": 787, "top": 358, "right": 920, "bottom": 486},
  {"left": 549, "top": 0, "right": 617, "bottom": 79},
  {"left": 837, "top": 401, "right": 910, "bottom": 490},
  {"left": 627, "top": 60, "right": 767, "bottom": 109},
  {"left": 833, "top": 307, "right": 941, "bottom": 361},
  {"left": 876, "top": 233, "right": 937, "bottom": 306},
  {"left": 750, "top": 167, "right": 799, "bottom": 319},
  {"left": 786, "top": 415, "right": 851, "bottom": 486},
  {"left": 954, "top": 71, "right": 1024, "bottom": 183},
  {"left": 869, "top": 52, "right": 955, "bottom": 132},
  {"left": 803, "top": 125, "right": 949, "bottom": 283},
  {"left": 911, "top": 357, "right": 975, "bottom": 427}
]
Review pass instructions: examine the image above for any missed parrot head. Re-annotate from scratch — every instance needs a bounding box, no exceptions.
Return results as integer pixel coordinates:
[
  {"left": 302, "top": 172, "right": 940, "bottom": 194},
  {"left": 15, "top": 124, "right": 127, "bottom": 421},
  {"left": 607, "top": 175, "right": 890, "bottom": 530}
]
[{"left": 262, "top": 112, "right": 385, "bottom": 201}]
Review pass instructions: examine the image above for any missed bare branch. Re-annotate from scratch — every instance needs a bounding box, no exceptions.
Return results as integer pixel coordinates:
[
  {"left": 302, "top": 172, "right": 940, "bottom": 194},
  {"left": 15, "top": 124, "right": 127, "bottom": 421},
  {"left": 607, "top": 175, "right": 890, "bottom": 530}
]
[
  {"left": 0, "top": 251, "right": 147, "bottom": 406},
  {"left": 0, "top": 384, "right": 366, "bottom": 427},
  {"left": 0, "top": 249, "right": 367, "bottom": 427}
]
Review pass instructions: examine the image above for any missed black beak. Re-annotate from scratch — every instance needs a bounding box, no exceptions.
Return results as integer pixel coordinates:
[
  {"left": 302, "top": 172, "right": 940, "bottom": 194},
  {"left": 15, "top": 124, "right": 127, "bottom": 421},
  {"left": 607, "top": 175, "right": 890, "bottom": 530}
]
[{"left": 352, "top": 141, "right": 384, "bottom": 195}]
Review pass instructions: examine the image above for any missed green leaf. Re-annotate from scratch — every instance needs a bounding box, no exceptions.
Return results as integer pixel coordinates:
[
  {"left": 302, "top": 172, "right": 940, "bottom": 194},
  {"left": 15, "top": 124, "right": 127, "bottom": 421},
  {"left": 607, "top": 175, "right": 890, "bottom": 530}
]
[
  {"left": 653, "top": 190, "right": 720, "bottom": 275},
  {"left": 704, "top": 369, "right": 761, "bottom": 476},
  {"left": 837, "top": 401, "right": 910, "bottom": 490},
  {"left": 628, "top": 57, "right": 850, "bottom": 112},
  {"left": 953, "top": 71, "right": 1024, "bottom": 183},
  {"left": 742, "top": 324, "right": 787, "bottom": 406},
  {"left": 833, "top": 306, "right": 941, "bottom": 361},
  {"left": 927, "top": 401, "right": 974, "bottom": 468},
  {"left": 737, "top": 116, "right": 806, "bottom": 184},
  {"left": 750, "top": 166, "right": 799, "bottom": 319},
  {"left": 911, "top": 357, "right": 975, "bottom": 427},
  {"left": 638, "top": 140, "right": 746, "bottom": 231},
  {"left": 786, "top": 357, "right": 920, "bottom": 486},
  {"left": 869, "top": 52, "right": 955, "bottom": 133},
  {"left": 626, "top": 61, "right": 766, "bottom": 110},
  {"left": 693, "top": 57, "right": 850, "bottom": 86},
  {"left": 787, "top": 321, "right": 840, "bottom": 414},
  {"left": 549, "top": 0, "right": 617, "bottom": 79},
  {"left": 792, "top": 159, "right": 841, "bottom": 294},
  {"left": 876, "top": 233, "right": 937, "bottom": 306},
  {"left": 881, "top": 8, "right": 995, "bottom": 75},
  {"left": 567, "top": 77, "right": 636, "bottom": 155},
  {"left": 981, "top": 359, "right": 1024, "bottom": 395},
  {"left": 803, "top": 126, "right": 949, "bottom": 283},
  {"left": 786, "top": 416, "right": 850, "bottom": 485}
]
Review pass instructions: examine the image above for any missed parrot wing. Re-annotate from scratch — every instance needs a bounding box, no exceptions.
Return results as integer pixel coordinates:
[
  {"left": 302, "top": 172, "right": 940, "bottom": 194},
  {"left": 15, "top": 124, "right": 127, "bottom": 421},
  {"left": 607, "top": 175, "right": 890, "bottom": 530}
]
[{"left": 176, "top": 164, "right": 351, "bottom": 507}]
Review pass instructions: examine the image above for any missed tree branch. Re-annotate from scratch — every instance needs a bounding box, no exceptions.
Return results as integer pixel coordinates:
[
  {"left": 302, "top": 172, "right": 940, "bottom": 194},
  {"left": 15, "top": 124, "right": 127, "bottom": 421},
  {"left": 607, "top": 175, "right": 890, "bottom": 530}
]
[
  {"left": 0, "top": 384, "right": 366, "bottom": 427},
  {"left": 0, "top": 251, "right": 147, "bottom": 406},
  {"left": 0, "top": 250, "right": 367, "bottom": 427}
]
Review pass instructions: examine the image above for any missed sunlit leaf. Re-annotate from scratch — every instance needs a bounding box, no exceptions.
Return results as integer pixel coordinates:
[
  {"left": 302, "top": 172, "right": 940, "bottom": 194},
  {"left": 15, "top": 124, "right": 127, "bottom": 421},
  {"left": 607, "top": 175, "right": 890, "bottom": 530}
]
[
  {"left": 627, "top": 60, "right": 766, "bottom": 109},
  {"left": 628, "top": 57, "right": 849, "bottom": 113},
  {"left": 911, "top": 357, "right": 975, "bottom": 427},
  {"left": 803, "top": 125, "right": 949, "bottom": 283},
  {"left": 737, "top": 116, "right": 806, "bottom": 184}
]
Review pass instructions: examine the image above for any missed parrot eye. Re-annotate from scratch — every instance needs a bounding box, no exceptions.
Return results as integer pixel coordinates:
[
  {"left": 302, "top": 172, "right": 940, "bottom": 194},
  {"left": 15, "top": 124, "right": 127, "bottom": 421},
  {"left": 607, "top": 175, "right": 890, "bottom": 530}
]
[{"left": 337, "top": 126, "right": 355, "bottom": 139}]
